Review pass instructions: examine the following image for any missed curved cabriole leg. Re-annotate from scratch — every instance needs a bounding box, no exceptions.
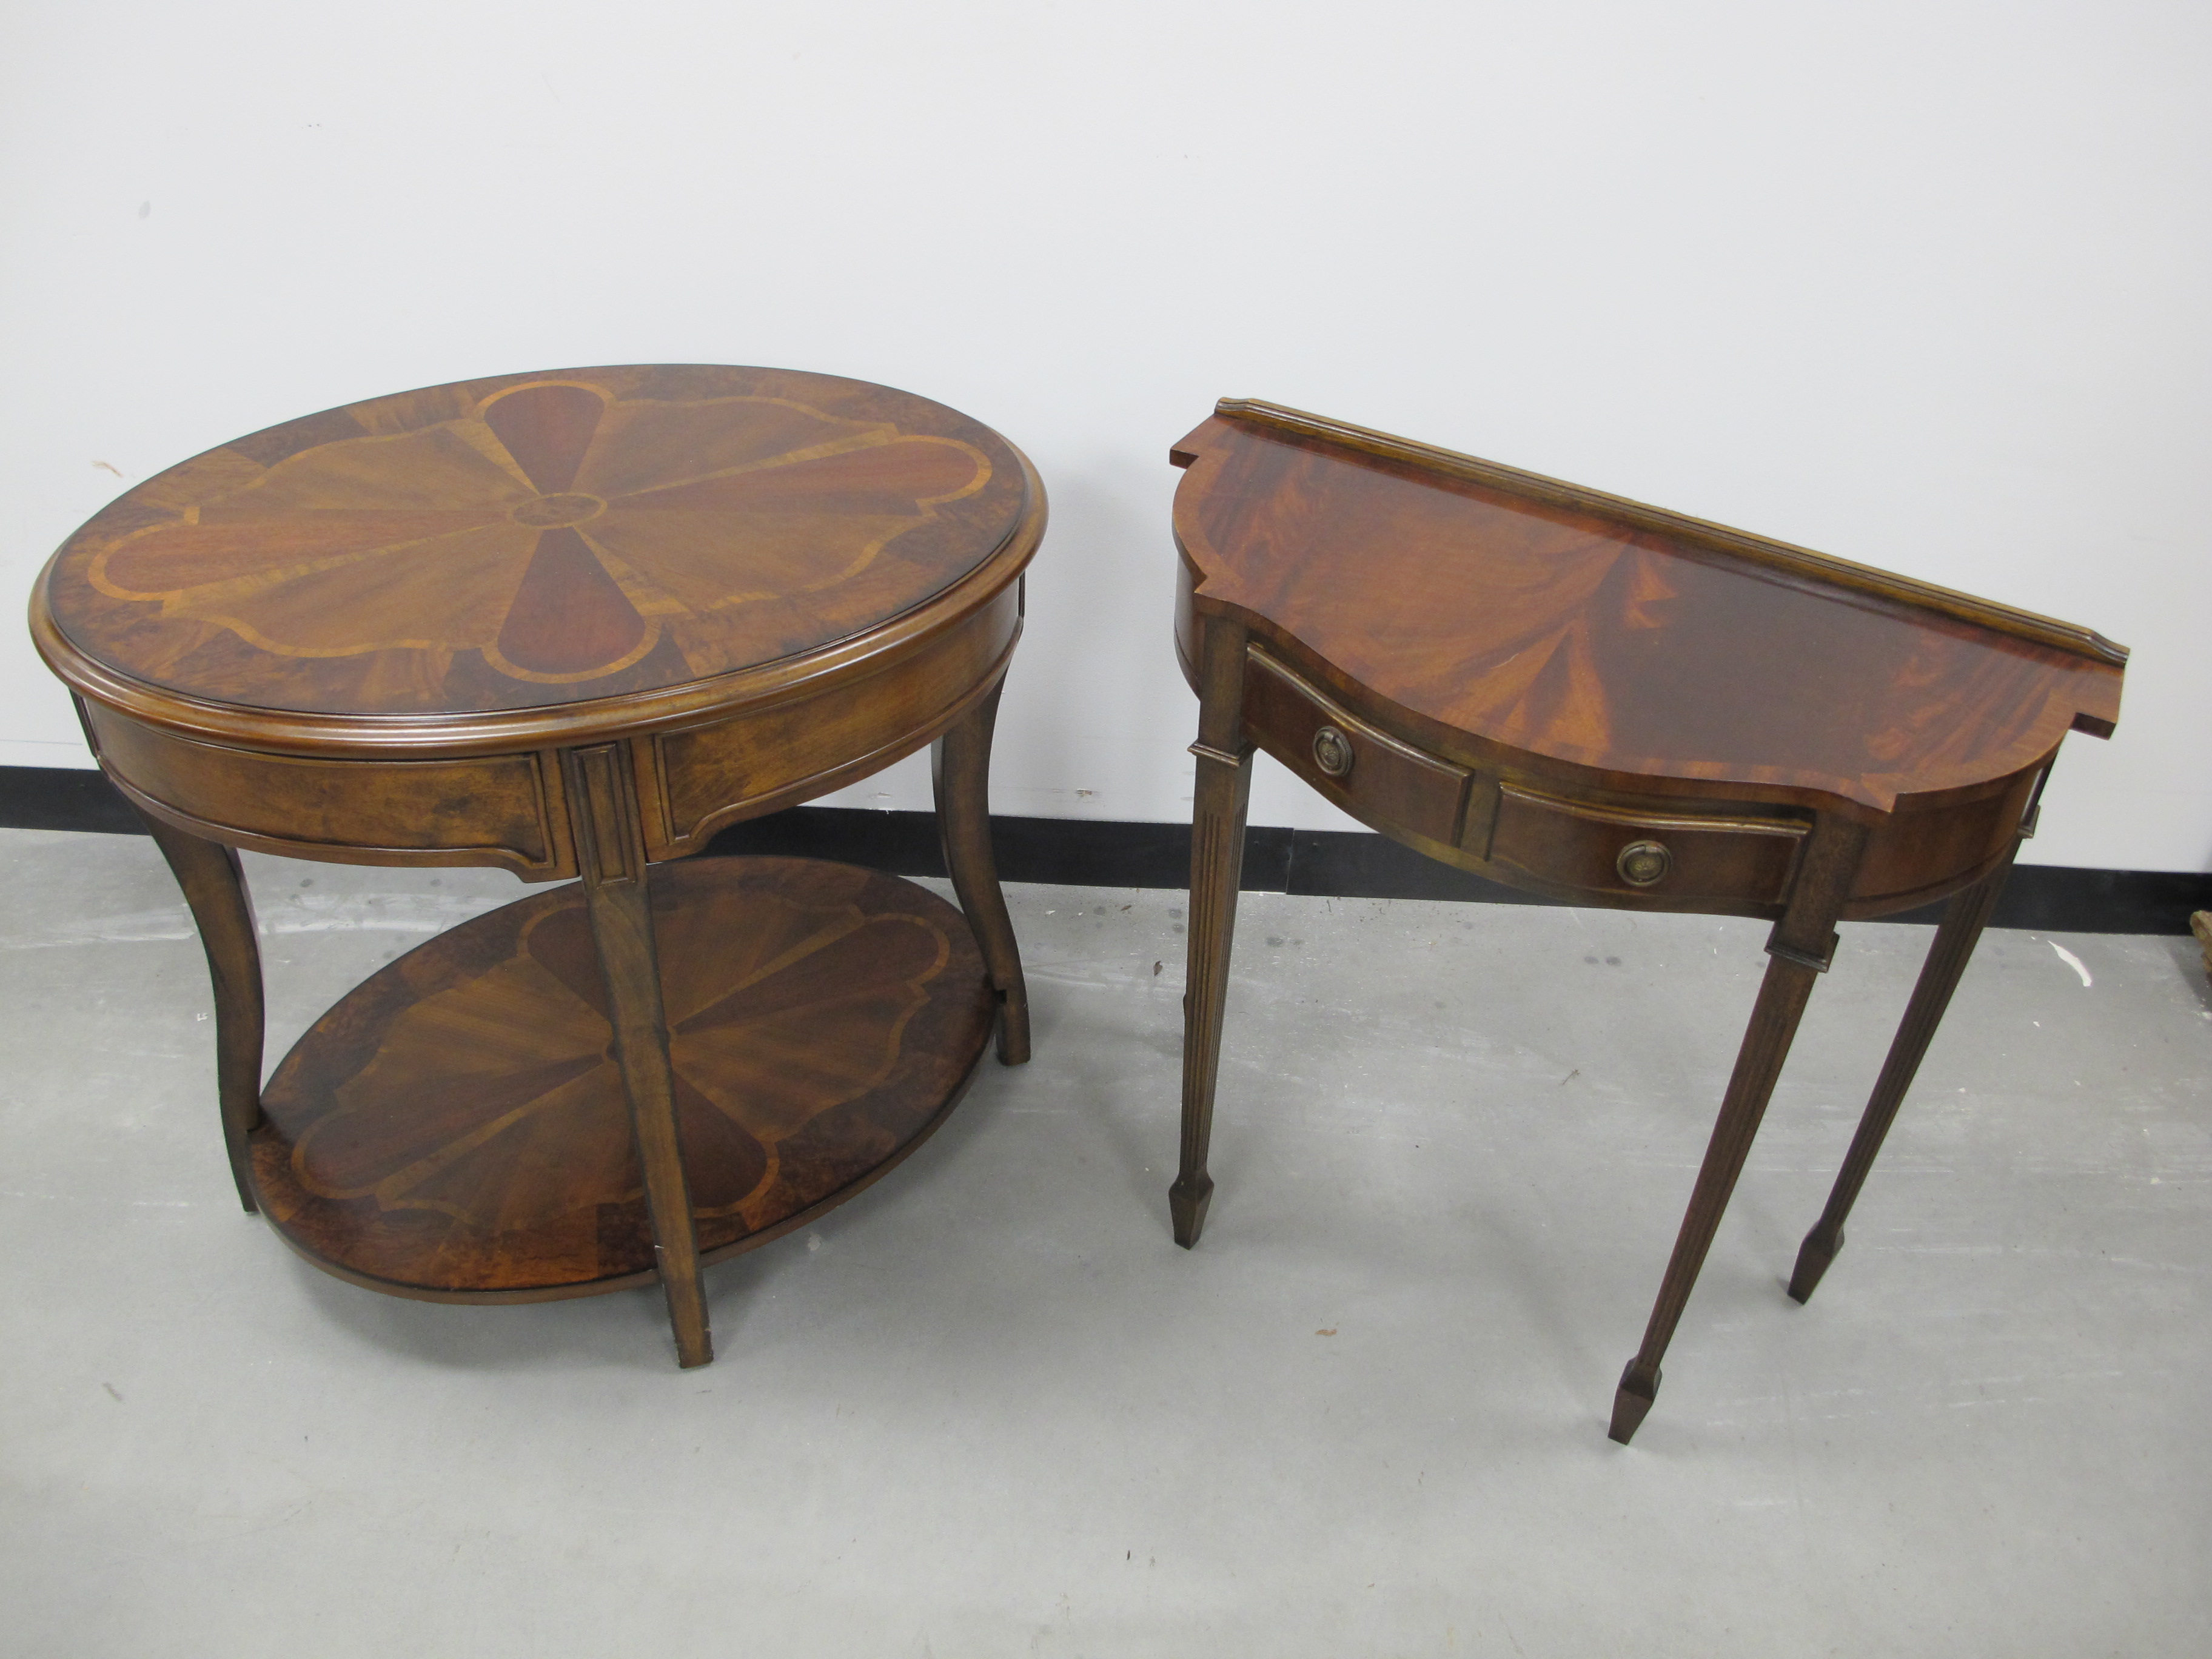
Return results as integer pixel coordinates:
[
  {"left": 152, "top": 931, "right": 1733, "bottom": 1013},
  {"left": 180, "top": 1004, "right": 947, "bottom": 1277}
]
[
  {"left": 1609, "top": 815, "right": 1869, "bottom": 1445},
  {"left": 1789, "top": 843, "right": 2019, "bottom": 1304},
  {"left": 139, "top": 811, "right": 265, "bottom": 1213},
  {"left": 565, "top": 743, "right": 712, "bottom": 1369},
  {"left": 1172, "top": 618, "right": 1254, "bottom": 1249},
  {"left": 933, "top": 679, "right": 1031, "bottom": 1065}
]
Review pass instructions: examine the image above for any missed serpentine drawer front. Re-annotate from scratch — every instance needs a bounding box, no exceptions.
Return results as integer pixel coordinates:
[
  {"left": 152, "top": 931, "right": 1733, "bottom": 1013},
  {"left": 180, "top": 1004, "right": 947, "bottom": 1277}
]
[
  {"left": 1484, "top": 783, "right": 1806, "bottom": 908},
  {"left": 1242, "top": 640, "right": 1810, "bottom": 908},
  {"left": 1167, "top": 395, "right": 2126, "bottom": 1448},
  {"left": 1241, "top": 646, "right": 1470, "bottom": 848}
]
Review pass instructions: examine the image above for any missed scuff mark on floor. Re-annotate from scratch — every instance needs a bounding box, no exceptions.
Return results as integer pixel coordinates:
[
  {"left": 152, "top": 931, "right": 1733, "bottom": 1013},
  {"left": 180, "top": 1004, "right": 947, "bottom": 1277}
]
[{"left": 2048, "top": 940, "right": 2094, "bottom": 987}]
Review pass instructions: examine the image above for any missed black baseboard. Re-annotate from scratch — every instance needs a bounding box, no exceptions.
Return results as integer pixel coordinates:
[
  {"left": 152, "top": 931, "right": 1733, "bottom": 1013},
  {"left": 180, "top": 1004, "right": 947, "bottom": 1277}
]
[
  {"left": 5, "top": 764, "right": 2205, "bottom": 936},
  {"left": 705, "top": 807, "right": 2212, "bottom": 936},
  {"left": 0, "top": 764, "right": 149, "bottom": 836}
]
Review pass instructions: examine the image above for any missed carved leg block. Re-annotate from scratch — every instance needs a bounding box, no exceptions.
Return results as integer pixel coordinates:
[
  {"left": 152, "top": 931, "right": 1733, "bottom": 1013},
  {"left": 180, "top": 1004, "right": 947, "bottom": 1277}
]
[
  {"left": 1609, "top": 1359, "right": 1660, "bottom": 1445},
  {"left": 933, "top": 680, "right": 1031, "bottom": 1066},
  {"left": 1167, "top": 1155, "right": 1215, "bottom": 1249},
  {"left": 1787, "top": 1230, "right": 1844, "bottom": 1305}
]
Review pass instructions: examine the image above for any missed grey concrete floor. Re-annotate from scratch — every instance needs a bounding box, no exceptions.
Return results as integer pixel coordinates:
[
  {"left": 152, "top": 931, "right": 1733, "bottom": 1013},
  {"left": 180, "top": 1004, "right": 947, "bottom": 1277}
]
[{"left": 1, "top": 826, "right": 2207, "bottom": 1657}]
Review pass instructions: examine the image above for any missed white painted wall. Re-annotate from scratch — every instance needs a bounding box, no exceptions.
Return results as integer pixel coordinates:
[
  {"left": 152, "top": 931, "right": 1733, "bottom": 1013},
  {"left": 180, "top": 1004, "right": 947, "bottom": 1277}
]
[{"left": 4, "top": 2, "right": 2206, "bottom": 871}]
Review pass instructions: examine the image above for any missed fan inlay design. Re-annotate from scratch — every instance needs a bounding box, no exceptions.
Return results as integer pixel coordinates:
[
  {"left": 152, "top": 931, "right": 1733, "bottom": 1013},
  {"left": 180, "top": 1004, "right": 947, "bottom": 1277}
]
[
  {"left": 252, "top": 859, "right": 993, "bottom": 1293},
  {"left": 49, "top": 367, "right": 1027, "bottom": 714}
]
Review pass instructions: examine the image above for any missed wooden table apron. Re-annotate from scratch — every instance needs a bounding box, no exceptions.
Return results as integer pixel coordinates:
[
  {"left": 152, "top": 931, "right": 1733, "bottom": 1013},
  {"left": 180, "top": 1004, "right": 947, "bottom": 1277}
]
[
  {"left": 1165, "top": 399, "right": 2127, "bottom": 1445},
  {"left": 28, "top": 364, "right": 1047, "bottom": 1370}
]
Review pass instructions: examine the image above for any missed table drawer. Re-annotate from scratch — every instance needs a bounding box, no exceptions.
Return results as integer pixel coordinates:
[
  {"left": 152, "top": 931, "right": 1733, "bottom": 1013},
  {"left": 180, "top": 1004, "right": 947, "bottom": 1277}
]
[
  {"left": 647, "top": 584, "right": 1021, "bottom": 856},
  {"left": 1243, "top": 648, "right": 1470, "bottom": 847},
  {"left": 84, "top": 705, "right": 563, "bottom": 877},
  {"left": 1487, "top": 783, "right": 1807, "bottom": 906}
]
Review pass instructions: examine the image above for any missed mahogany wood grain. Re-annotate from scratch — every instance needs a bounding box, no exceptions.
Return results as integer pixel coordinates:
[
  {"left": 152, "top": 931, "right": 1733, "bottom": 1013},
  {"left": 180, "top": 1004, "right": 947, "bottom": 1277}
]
[
  {"left": 1197, "top": 400, "right": 2126, "bottom": 669},
  {"left": 1168, "top": 397, "right": 2125, "bottom": 1444},
  {"left": 1173, "top": 401, "right": 2120, "bottom": 817},
  {"left": 252, "top": 857, "right": 993, "bottom": 1299}
]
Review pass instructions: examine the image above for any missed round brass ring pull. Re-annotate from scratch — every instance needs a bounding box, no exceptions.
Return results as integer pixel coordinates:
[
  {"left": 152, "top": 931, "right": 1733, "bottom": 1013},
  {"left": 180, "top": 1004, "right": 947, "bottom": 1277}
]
[
  {"left": 1617, "top": 839, "right": 1672, "bottom": 886},
  {"left": 1312, "top": 725, "right": 1355, "bottom": 778}
]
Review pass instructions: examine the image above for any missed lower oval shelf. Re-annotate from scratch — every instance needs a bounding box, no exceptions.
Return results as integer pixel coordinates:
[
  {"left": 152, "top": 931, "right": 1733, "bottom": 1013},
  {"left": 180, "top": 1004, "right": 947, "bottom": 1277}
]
[{"left": 252, "top": 856, "right": 995, "bottom": 1301}]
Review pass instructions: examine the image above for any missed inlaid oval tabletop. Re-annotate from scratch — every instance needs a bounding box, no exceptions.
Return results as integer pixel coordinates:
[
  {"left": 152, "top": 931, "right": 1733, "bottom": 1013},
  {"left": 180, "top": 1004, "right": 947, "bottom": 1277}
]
[
  {"left": 253, "top": 857, "right": 994, "bottom": 1297},
  {"left": 1172, "top": 402, "right": 2127, "bottom": 813},
  {"left": 42, "top": 365, "right": 1034, "bottom": 717}
]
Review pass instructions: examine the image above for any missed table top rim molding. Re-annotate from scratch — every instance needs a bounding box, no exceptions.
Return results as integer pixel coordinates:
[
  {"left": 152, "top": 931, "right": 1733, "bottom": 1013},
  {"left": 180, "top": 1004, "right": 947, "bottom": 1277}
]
[
  {"left": 32, "top": 364, "right": 1047, "bottom": 761},
  {"left": 31, "top": 468, "right": 1042, "bottom": 760}
]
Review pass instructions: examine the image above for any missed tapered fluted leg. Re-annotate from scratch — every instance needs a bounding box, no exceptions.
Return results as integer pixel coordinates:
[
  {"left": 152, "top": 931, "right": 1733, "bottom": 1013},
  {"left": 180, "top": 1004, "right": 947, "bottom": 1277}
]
[
  {"left": 933, "top": 679, "right": 1030, "bottom": 1065},
  {"left": 139, "top": 812, "right": 264, "bottom": 1213},
  {"left": 1610, "top": 814, "right": 1869, "bottom": 1444},
  {"left": 1173, "top": 617, "right": 1253, "bottom": 1248},
  {"left": 565, "top": 744, "right": 711, "bottom": 1369},
  {"left": 1610, "top": 951, "right": 1823, "bottom": 1443},
  {"left": 1789, "top": 843, "right": 2018, "bottom": 1304}
]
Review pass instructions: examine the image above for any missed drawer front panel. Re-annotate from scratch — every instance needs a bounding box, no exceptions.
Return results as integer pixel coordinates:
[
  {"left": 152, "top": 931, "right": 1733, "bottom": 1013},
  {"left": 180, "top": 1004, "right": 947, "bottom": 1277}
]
[
  {"left": 651, "top": 585, "right": 1021, "bottom": 855},
  {"left": 1850, "top": 765, "right": 2042, "bottom": 916},
  {"left": 1488, "top": 784, "right": 1806, "bottom": 907},
  {"left": 1243, "top": 648, "right": 1470, "bottom": 847},
  {"left": 88, "top": 707, "right": 560, "bottom": 874}
]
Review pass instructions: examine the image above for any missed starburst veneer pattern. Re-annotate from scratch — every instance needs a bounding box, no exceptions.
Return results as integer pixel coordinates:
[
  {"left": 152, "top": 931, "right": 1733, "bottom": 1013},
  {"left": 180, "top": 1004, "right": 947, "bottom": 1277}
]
[
  {"left": 45, "top": 366, "right": 1028, "bottom": 714},
  {"left": 257, "top": 859, "right": 993, "bottom": 1297}
]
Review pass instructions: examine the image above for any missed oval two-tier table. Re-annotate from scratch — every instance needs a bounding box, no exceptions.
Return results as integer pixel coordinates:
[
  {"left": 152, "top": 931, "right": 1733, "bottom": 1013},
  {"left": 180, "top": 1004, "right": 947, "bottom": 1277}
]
[
  {"left": 30, "top": 364, "right": 1047, "bottom": 1368},
  {"left": 1167, "top": 399, "right": 2127, "bottom": 1444}
]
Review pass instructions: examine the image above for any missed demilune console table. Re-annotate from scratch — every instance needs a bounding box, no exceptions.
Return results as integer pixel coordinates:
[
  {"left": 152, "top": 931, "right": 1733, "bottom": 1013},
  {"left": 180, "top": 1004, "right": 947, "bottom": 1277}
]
[
  {"left": 1167, "top": 399, "right": 2126, "bottom": 1443},
  {"left": 31, "top": 364, "right": 1045, "bottom": 1368}
]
